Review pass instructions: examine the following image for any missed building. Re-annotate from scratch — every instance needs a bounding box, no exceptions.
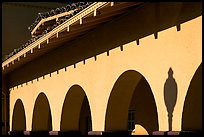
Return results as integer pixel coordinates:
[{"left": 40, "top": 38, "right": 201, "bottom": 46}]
[
  {"left": 2, "top": 2, "right": 202, "bottom": 135},
  {"left": 2, "top": 2, "right": 68, "bottom": 135}
]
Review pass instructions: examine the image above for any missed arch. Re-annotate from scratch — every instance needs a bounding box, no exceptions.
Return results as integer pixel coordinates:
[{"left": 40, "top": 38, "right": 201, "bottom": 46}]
[
  {"left": 12, "top": 99, "right": 26, "bottom": 131},
  {"left": 60, "top": 85, "right": 92, "bottom": 135},
  {"left": 32, "top": 92, "right": 52, "bottom": 131},
  {"left": 105, "top": 70, "right": 158, "bottom": 134},
  {"left": 182, "top": 63, "right": 202, "bottom": 131}
]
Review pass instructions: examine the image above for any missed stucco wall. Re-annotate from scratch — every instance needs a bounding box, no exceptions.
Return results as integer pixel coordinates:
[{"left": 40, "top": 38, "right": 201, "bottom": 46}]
[
  {"left": 9, "top": 2, "right": 202, "bottom": 133},
  {"left": 9, "top": 15, "right": 202, "bottom": 132}
]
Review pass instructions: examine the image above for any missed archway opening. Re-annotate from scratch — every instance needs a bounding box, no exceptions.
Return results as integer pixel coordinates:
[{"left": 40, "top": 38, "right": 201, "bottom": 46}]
[
  {"left": 182, "top": 63, "right": 202, "bottom": 131},
  {"left": 12, "top": 99, "right": 26, "bottom": 131},
  {"left": 105, "top": 70, "right": 158, "bottom": 135},
  {"left": 60, "top": 85, "right": 92, "bottom": 135},
  {"left": 32, "top": 92, "right": 52, "bottom": 131},
  {"left": 129, "top": 77, "right": 158, "bottom": 134}
]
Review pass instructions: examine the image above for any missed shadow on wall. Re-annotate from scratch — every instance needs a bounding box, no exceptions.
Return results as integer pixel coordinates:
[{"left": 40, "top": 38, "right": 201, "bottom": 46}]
[
  {"left": 164, "top": 67, "right": 178, "bottom": 131},
  {"left": 8, "top": 2, "right": 202, "bottom": 87}
]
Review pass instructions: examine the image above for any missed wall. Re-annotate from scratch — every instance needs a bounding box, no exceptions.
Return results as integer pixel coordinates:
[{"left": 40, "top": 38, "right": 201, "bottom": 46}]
[{"left": 9, "top": 2, "right": 202, "bottom": 133}]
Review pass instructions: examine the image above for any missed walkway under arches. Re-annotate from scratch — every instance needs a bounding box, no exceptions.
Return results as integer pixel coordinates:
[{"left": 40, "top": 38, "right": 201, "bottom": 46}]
[
  {"left": 182, "top": 63, "right": 202, "bottom": 131},
  {"left": 12, "top": 99, "right": 26, "bottom": 131},
  {"left": 32, "top": 92, "right": 52, "bottom": 131},
  {"left": 105, "top": 70, "right": 158, "bottom": 135},
  {"left": 60, "top": 85, "right": 92, "bottom": 135}
]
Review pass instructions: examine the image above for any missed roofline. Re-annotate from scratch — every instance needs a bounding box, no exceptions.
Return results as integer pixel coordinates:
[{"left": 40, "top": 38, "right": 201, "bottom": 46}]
[
  {"left": 2, "top": 2, "right": 110, "bottom": 71},
  {"left": 2, "top": 2, "right": 62, "bottom": 10},
  {"left": 31, "top": 9, "right": 78, "bottom": 36}
]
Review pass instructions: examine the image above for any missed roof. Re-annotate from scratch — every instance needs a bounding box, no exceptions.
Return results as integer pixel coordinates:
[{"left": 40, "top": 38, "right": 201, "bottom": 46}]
[
  {"left": 2, "top": 2, "right": 144, "bottom": 75},
  {"left": 29, "top": 2, "right": 94, "bottom": 36}
]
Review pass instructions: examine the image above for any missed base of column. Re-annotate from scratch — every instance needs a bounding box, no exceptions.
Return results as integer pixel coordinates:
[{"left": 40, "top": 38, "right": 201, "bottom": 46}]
[
  {"left": 88, "top": 130, "right": 131, "bottom": 135},
  {"left": 23, "top": 131, "right": 31, "bottom": 135},
  {"left": 8, "top": 131, "right": 24, "bottom": 135},
  {"left": 153, "top": 130, "right": 202, "bottom": 135},
  {"left": 167, "top": 131, "right": 180, "bottom": 135},
  {"left": 49, "top": 131, "right": 59, "bottom": 135},
  {"left": 49, "top": 130, "right": 81, "bottom": 135},
  {"left": 152, "top": 131, "right": 168, "bottom": 135},
  {"left": 88, "top": 131, "right": 103, "bottom": 135}
]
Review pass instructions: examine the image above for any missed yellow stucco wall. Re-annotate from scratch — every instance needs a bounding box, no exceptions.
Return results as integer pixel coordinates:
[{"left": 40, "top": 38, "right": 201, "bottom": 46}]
[{"left": 9, "top": 14, "right": 202, "bottom": 133}]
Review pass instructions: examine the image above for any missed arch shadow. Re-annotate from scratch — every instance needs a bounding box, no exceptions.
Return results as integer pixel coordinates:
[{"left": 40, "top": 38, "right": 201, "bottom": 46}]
[
  {"left": 32, "top": 92, "right": 52, "bottom": 131},
  {"left": 130, "top": 77, "right": 159, "bottom": 134},
  {"left": 12, "top": 99, "right": 26, "bottom": 131},
  {"left": 105, "top": 70, "right": 158, "bottom": 135},
  {"left": 182, "top": 63, "right": 202, "bottom": 131},
  {"left": 60, "top": 85, "right": 92, "bottom": 135}
]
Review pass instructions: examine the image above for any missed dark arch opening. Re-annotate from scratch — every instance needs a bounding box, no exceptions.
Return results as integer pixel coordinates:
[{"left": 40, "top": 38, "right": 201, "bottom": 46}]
[
  {"left": 12, "top": 99, "right": 26, "bottom": 131},
  {"left": 105, "top": 70, "right": 158, "bottom": 135},
  {"left": 129, "top": 77, "right": 159, "bottom": 134},
  {"left": 182, "top": 63, "right": 202, "bottom": 131},
  {"left": 60, "top": 85, "right": 92, "bottom": 135},
  {"left": 32, "top": 92, "right": 52, "bottom": 131}
]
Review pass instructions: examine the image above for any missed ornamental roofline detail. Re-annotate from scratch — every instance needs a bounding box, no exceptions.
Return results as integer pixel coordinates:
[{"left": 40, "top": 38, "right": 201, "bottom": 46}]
[{"left": 2, "top": 2, "right": 144, "bottom": 74}]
